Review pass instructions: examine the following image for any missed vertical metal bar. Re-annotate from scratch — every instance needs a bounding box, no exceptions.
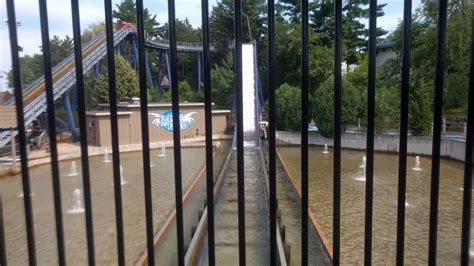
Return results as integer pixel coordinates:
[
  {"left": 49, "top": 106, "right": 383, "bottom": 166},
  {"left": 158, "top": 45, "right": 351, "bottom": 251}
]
[
  {"left": 70, "top": 0, "right": 96, "bottom": 264},
  {"left": 0, "top": 195, "right": 7, "bottom": 266},
  {"left": 301, "top": 0, "right": 309, "bottom": 262},
  {"left": 234, "top": 0, "right": 246, "bottom": 263},
  {"left": 268, "top": 0, "right": 277, "bottom": 263},
  {"left": 167, "top": 0, "right": 185, "bottom": 264},
  {"left": 428, "top": 0, "right": 448, "bottom": 264},
  {"left": 333, "top": 0, "right": 342, "bottom": 264},
  {"left": 364, "top": 0, "right": 377, "bottom": 264},
  {"left": 198, "top": 52, "right": 202, "bottom": 93},
  {"left": 460, "top": 9, "right": 474, "bottom": 266},
  {"left": 38, "top": 0, "right": 65, "bottom": 264},
  {"left": 396, "top": 0, "right": 412, "bottom": 265},
  {"left": 104, "top": 1, "right": 126, "bottom": 264},
  {"left": 6, "top": 1, "right": 37, "bottom": 264},
  {"left": 166, "top": 52, "right": 172, "bottom": 89},
  {"left": 136, "top": 0, "right": 155, "bottom": 265},
  {"left": 201, "top": 0, "right": 215, "bottom": 264}
]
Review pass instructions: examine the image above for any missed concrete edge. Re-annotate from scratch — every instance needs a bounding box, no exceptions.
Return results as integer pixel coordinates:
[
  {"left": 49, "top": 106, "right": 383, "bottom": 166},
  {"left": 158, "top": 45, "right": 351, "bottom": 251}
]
[
  {"left": 258, "top": 148, "right": 288, "bottom": 266},
  {"left": 276, "top": 148, "right": 334, "bottom": 261},
  {"left": 134, "top": 147, "right": 222, "bottom": 266},
  {"left": 183, "top": 147, "right": 234, "bottom": 266}
]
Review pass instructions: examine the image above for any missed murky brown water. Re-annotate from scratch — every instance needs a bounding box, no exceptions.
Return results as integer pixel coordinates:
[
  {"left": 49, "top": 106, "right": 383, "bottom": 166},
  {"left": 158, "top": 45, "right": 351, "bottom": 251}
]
[
  {"left": 0, "top": 147, "right": 207, "bottom": 265},
  {"left": 278, "top": 145, "right": 473, "bottom": 265}
]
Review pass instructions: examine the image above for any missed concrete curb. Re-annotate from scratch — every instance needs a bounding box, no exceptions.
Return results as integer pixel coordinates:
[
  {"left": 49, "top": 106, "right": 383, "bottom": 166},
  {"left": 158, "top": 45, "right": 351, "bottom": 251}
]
[{"left": 183, "top": 148, "right": 234, "bottom": 265}]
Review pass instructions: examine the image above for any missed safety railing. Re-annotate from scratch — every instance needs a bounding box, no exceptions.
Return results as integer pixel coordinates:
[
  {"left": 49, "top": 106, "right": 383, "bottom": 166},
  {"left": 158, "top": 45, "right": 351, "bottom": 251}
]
[{"left": 3, "top": 0, "right": 474, "bottom": 265}]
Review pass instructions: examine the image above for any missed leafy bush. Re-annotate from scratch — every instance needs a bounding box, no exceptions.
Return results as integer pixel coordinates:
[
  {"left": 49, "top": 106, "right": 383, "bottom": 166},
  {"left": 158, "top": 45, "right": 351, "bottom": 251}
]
[
  {"left": 275, "top": 84, "right": 301, "bottom": 131},
  {"left": 94, "top": 54, "right": 139, "bottom": 103},
  {"left": 313, "top": 77, "right": 361, "bottom": 137},
  {"left": 160, "top": 80, "right": 203, "bottom": 102},
  {"left": 211, "top": 54, "right": 234, "bottom": 108}
]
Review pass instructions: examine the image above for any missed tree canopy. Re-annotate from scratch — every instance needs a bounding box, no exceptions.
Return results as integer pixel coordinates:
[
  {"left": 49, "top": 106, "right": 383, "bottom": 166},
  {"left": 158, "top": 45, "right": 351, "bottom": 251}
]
[
  {"left": 94, "top": 54, "right": 139, "bottom": 103},
  {"left": 112, "top": 0, "right": 160, "bottom": 36}
]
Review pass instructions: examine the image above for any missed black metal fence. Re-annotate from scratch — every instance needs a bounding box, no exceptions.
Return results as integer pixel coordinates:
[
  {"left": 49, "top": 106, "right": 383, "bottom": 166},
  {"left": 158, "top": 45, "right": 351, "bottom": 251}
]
[{"left": 3, "top": 0, "right": 474, "bottom": 265}]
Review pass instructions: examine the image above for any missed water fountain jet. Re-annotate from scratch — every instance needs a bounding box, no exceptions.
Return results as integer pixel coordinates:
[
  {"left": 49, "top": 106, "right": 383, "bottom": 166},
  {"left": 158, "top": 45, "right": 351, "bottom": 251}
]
[
  {"left": 158, "top": 144, "right": 167, "bottom": 158},
  {"left": 120, "top": 165, "right": 128, "bottom": 185},
  {"left": 67, "top": 161, "right": 80, "bottom": 177},
  {"left": 67, "top": 189, "right": 85, "bottom": 214},
  {"left": 17, "top": 192, "right": 35, "bottom": 198},
  {"left": 412, "top": 156, "right": 422, "bottom": 171},
  {"left": 102, "top": 149, "right": 112, "bottom": 163},
  {"left": 322, "top": 144, "right": 329, "bottom": 154},
  {"left": 355, "top": 156, "right": 366, "bottom": 182}
]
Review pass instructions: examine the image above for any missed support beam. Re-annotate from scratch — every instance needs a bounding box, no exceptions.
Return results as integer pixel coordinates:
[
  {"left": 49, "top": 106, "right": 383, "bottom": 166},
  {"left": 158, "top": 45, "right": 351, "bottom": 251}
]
[{"left": 62, "top": 93, "right": 78, "bottom": 141}]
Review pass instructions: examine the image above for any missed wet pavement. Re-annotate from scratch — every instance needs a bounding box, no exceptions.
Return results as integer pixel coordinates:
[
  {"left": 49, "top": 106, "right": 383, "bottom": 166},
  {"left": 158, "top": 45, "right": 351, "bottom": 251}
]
[{"left": 198, "top": 148, "right": 270, "bottom": 265}]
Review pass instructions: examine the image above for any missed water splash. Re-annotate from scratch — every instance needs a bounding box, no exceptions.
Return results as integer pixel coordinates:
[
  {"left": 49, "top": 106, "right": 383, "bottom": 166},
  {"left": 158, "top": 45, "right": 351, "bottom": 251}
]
[
  {"left": 66, "top": 161, "right": 80, "bottom": 177},
  {"left": 102, "top": 149, "right": 112, "bottom": 163},
  {"left": 120, "top": 165, "right": 128, "bottom": 185},
  {"left": 67, "top": 189, "right": 85, "bottom": 214},
  {"left": 17, "top": 192, "right": 35, "bottom": 198},
  {"left": 158, "top": 144, "right": 167, "bottom": 158},
  {"left": 110, "top": 165, "right": 128, "bottom": 186},
  {"left": 355, "top": 156, "right": 366, "bottom": 182},
  {"left": 322, "top": 144, "right": 330, "bottom": 154},
  {"left": 412, "top": 156, "right": 422, "bottom": 171}
]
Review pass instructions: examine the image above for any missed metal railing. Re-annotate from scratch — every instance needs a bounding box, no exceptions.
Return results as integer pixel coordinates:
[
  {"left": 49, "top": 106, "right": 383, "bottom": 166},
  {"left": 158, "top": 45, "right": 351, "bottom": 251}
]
[{"left": 3, "top": 0, "right": 474, "bottom": 265}]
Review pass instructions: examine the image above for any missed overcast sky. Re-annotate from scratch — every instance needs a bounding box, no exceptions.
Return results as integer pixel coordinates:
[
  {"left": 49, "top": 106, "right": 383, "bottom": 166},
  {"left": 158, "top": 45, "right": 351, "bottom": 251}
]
[{"left": 0, "top": 0, "right": 421, "bottom": 91}]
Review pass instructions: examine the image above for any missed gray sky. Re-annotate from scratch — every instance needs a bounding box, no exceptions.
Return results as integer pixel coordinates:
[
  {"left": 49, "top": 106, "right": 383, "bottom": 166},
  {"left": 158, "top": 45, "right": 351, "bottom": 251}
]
[{"left": 0, "top": 0, "right": 421, "bottom": 91}]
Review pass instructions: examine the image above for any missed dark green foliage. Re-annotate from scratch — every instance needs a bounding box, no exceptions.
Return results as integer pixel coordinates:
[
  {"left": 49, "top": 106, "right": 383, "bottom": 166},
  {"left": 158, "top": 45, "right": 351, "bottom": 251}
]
[
  {"left": 112, "top": 0, "right": 159, "bottom": 36},
  {"left": 161, "top": 81, "right": 203, "bottom": 102},
  {"left": 409, "top": 81, "right": 433, "bottom": 136},
  {"left": 94, "top": 54, "right": 139, "bottom": 103},
  {"left": 209, "top": 0, "right": 266, "bottom": 43},
  {"left": 313, "top": 77, "right": 361, "bottom": 137},
  {"left": 8, "top": 54, "right": 43, "bottom": 87},
  {"left": 375, "top": 86, "right": 399, "bottom": 133},
  {"left": 157, "top": 19, "right": 203, "bottom": 91},
  {"left": 48, "top": 35, "right": 74, "bottom": 66},
  {"left": 157, "top": 18, "right": 201, "bottom": 42},
  {"left": 275, "top": 21, "right": 333, "bottom": 94},
  {"left": 381, "top": 0, "right": 472, "bottom": 135},
  {"left": 275, "top": 84, "right": 301, "bottom": 131},
  {"left": 278, "top": 0, "right": 387, "bottom": 64},
  {"left": 211, "top": 54, "right": 234, "bottom": 108},
  {"left": 82, "top": 22, "right": 106, "bottom": 43}
]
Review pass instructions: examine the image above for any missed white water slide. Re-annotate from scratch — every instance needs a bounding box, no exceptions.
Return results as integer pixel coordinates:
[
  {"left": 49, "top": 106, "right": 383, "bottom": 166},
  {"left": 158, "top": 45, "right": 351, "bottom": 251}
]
[{"left": 242, "top": 43, "right": 260, "bottom": 147}]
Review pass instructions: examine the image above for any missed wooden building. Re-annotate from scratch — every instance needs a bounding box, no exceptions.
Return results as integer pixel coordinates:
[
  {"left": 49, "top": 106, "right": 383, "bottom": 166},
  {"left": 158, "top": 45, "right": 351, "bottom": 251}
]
[{"left": 86, "top": 102, "right": 231, "bottom": 147}]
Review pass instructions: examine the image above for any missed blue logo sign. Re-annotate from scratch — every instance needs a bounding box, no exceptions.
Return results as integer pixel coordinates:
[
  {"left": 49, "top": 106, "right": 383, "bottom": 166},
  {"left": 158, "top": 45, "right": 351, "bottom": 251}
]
[{"left": 149, "top": 111, "right": 197, "bottom": 132}]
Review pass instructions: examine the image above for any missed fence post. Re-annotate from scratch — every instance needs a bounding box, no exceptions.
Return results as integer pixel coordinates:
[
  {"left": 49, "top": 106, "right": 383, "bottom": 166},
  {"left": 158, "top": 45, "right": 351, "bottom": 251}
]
[
  {"left": 10, "top": 128, "right": 16, "bottom": 167},
  {"left": 0, "top": 194, "right": 7, "bottom": 266}
]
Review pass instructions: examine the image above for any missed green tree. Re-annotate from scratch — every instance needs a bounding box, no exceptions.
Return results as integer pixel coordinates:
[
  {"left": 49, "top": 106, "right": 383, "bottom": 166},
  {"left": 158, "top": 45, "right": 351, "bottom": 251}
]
[
  {"left": 278, "top": 0, "right": 387, "bottom": 65},
  {"left": 48, "top": 35, "right": 74, "bottom": 66},
  {"left": 211, "top": 54, "right": 234, "bottom": 108},
  {"left": 160, "top": 81, "right": 203, "bottom": 102},
  {"left": 375, "top": 86, "right": 399, "bottom": 133},
  {"left": 82, "top": 22, "right": 106, "bottom": 43},
  {"left": 112, "top": 0, "right": 160, "bottom": 36},
  {"left": 209, "top": 0, "right": 266, "bottom": 43},
  {"left": 311, "top": 0, "right": 387, "bottom": 64},
  {"left": 275, "top": 83, "right": 301, "bottom": 131},
  {"left": 313, "top": 77, "right": 361, "bottom": 137},
  {"left": 94, "top": 54, "right": 139, "bottom": 103},
  {"left": 275, "top": 21, "right": 333, "bottom": 93},
  {"left": 157, "top": 18, "right": 202, "bottom": 42},
  {"left": 7, "top": 54, "right": 43, "bottom": 87},
  {"left": 157, "top": 19, "right": 203, "bottom": 90},
  {"left": 381, "top": 0, "right": 471, "bottom": 135}
]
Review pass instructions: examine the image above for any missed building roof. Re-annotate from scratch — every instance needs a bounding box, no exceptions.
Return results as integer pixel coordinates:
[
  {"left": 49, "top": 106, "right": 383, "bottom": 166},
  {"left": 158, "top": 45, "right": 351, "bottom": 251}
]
[{"left": 376, "top": 41, "right": 395, "bottom": 51}]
